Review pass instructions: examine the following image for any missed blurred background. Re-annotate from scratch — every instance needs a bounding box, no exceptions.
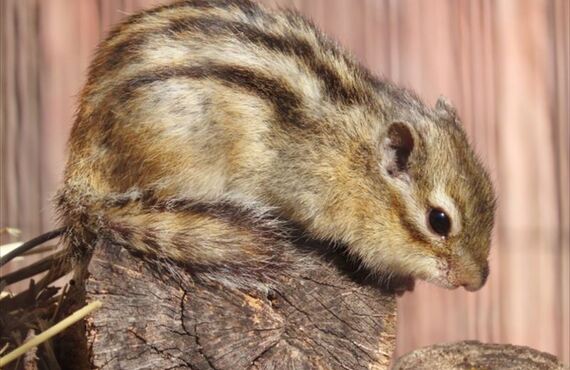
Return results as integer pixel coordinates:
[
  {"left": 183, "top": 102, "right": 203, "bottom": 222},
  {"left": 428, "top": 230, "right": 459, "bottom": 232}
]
[{"left": 1, "top": 0, "right": 568, "bottom": 363}]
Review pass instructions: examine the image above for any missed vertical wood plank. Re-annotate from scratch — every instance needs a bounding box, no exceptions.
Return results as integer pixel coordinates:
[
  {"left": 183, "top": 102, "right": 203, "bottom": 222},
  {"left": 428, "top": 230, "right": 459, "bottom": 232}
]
[
  {"left": 553, "top": 0, "right": 569, "bottom": 360},
  {"left": 15, "top": 0, "right": 41, "bottom": 239},
  {"left": 1, "top": 0, "right": 20, "bottom": 246},
  {"left": 1, "top": 0, "right": 45, "bottom": 293}
]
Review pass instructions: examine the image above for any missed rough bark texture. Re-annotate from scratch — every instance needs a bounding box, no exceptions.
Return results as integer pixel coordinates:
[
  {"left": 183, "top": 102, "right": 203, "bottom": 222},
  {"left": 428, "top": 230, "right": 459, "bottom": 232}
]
[
  {"left": 393, "top": 340, "right": 569, "bottom": 370},
  {"left": 80, "top": 241, "right": 397, "bottom": 370}
]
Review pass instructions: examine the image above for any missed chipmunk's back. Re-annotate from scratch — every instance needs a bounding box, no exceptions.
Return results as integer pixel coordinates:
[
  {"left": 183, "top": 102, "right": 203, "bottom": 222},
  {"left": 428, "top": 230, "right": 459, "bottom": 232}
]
[{"left": 66, "top": 0, "right": 383, "bottom": 202}]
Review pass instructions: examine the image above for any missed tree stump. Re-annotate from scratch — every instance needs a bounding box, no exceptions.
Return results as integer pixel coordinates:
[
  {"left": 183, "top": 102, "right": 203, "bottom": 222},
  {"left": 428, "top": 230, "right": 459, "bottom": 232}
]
[
  {"left": 70, "top": 241, "right": 397, "bottom": 369},
  {"left": 393, "top": 340, "right": 569, "bottom": 370}
]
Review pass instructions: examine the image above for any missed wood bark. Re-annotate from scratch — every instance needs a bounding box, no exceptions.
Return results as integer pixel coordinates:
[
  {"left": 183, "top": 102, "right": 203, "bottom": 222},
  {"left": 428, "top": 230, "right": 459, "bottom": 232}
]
[
  {"left": 74, "top": 241, "right": 397, "bottom": 370},
  {"left": 393, "top": 340, "right": 569, "bottom": 370}
]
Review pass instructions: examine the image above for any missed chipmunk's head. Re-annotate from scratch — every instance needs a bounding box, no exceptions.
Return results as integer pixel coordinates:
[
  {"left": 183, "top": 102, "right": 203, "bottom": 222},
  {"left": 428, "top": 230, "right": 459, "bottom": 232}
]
[
  {"left": 361, "top": 95, "right": 496, "bottom": 291},
  {"left": 274, "top": 94, "right": 496, "bottom": 292}
]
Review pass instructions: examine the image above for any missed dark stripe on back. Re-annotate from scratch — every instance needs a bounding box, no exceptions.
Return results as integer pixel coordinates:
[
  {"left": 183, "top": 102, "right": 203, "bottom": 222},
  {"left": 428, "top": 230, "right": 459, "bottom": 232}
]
[
  {"left": 94, "top": 0, "right": 263, "bottom": 76},
  {"left": 166, "top": 16, "right": 372, "bottom": 105},
  {"left": 95, "top": 7, "right": 376, "bottom": 108},
  {"left": 118, "top": 64, "right": 307, "bottom": 127}
]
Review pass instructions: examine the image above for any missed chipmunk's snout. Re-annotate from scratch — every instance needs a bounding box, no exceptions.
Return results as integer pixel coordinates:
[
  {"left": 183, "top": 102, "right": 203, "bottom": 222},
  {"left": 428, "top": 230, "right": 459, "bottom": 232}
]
[
  {"left": 430, "top": 258, "right": 490, "bottom": 291},
  {"left": 459, "top": 263, "right": 489, "bottom": 291}
]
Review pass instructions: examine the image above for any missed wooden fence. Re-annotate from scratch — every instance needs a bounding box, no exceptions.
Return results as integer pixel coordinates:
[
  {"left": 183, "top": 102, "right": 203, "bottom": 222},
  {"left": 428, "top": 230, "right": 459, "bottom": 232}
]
[{"left": 1, "top": 0, "right": 568, "bottom": 362}]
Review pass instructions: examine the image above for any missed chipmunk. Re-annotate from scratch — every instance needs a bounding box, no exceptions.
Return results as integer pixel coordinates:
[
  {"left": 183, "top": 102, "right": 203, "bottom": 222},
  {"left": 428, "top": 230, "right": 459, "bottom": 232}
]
[{"left": 56, "top": 0, "right": 495, "bottom": 292}]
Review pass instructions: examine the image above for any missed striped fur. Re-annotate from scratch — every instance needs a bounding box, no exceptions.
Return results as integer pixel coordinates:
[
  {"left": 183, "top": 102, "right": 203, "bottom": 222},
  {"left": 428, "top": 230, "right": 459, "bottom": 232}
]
[{"left": 57, "top": 0, "right": 495, "bottom": 291}]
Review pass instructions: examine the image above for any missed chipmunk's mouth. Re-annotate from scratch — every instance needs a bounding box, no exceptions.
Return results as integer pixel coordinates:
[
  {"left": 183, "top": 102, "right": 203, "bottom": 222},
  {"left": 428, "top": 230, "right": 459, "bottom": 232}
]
[{"left": 424, "top": 259, "right": 488, "bottom": 291}]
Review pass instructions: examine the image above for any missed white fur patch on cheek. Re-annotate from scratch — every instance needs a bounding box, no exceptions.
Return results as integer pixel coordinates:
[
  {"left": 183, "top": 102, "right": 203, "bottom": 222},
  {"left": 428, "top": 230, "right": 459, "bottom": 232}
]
[
  {"left": 408, "top": 255, "right": 443, "bottom": 281},
  {"left": 424, "top": 259, "right": 456, "bottom": 288},
  {"left": 399, "top": 188, "right": 433, "bottom": 239}
]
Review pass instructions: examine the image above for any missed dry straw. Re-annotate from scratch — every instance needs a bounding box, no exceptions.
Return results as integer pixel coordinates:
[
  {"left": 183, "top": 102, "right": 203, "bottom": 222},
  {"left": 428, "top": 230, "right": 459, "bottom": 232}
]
[{"left": 0, "top": 300, "right": 103, "bottom": 367}]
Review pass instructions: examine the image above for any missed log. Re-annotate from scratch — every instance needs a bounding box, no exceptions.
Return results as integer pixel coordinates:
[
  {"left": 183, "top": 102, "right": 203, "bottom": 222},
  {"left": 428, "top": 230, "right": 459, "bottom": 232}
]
[
  {"left": 70, "top": 240, "right": 397, "bottom": 370},
  {"left": 393, "top": 340, "right": 569, "bottom": 370}
]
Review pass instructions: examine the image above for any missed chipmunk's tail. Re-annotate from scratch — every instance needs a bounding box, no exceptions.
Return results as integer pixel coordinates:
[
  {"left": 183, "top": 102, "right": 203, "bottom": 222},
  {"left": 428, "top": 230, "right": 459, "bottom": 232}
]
[{"left": 55, "top": 184, "right": 292, "bottom": 277}]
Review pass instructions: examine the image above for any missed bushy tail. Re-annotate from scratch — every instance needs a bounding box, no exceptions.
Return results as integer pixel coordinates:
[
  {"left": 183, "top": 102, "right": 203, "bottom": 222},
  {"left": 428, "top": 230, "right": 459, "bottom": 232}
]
[{"left": 55, "top": 185, "right": 294, "bottom": 279}]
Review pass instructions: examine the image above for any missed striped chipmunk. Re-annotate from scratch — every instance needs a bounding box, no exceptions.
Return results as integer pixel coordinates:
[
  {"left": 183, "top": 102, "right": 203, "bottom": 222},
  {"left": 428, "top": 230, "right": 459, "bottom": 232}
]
[{"left": 56, "top": 0, "right": 496, "bottom": 292}]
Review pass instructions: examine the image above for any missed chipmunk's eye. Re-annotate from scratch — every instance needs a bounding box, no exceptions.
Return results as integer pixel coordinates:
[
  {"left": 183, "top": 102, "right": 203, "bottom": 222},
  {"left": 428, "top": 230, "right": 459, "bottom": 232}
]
[{"left": 428, "top": 208, "right": 451, "bottom": 237}]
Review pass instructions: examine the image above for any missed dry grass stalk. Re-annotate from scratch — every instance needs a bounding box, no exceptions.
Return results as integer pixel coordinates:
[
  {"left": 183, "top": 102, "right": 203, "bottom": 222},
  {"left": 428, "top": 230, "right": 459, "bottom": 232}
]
[{"left": 0, "top": 301, "right": 102, "bottom": 367}]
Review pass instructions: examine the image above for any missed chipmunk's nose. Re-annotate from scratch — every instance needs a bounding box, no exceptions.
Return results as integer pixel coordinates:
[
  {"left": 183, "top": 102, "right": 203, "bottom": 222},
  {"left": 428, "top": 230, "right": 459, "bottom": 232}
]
[{"left": 461, "top": 263, "right": 489, "bottom": 291}]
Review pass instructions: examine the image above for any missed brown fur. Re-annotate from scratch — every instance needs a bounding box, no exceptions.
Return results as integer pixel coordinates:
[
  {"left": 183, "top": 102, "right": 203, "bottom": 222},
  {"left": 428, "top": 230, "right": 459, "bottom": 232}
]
[{"left": 57, "top": 0, "right": 495, "bottom": 291}]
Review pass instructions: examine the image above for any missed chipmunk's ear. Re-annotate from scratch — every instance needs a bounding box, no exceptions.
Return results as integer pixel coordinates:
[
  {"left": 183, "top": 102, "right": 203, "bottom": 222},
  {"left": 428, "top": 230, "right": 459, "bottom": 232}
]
[
  {"left": 435, "top": 95, "right": 460, "bottom": 125},
  {"left": 381, "top": 122, "right": 415, "bottom": 181}
]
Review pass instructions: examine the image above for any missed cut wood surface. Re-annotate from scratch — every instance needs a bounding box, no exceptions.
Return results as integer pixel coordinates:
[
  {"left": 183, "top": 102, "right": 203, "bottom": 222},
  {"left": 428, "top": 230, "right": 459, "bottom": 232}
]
[
  {"left": 393, "top": 340, "right": 569, "bottom": 370},
  {"left": 81, "top": 241, "right": 397, "bottom": 370}
]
